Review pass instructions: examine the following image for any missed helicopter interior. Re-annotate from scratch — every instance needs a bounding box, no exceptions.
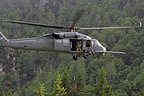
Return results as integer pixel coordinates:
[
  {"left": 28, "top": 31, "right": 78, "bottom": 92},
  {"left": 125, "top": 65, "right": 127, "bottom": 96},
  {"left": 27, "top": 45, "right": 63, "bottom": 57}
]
[
  {"left": 70, "top": 39, "right": 92, "bottom": 52},
  {"left": 71, "top": 40, "right": 82, "bottom": 51},
  {"left": 86, "top": 40, "right": 91, "bottom": 47}
]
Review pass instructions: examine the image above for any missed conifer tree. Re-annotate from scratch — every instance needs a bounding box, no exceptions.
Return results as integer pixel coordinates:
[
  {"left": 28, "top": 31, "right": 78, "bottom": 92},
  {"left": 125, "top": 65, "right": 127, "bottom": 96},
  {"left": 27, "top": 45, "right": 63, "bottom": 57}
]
[
  {"left": 93, "top": 66, "right": 114, "bottom": 96},
  {"left": 33, "top": 83, "right": 47, "bottom": 96},
  {"left": 61, "top": 69, "right": 72, "bottom": 96},
  {"left": 50, "top": 73, "right": 67, "bottom": 96}
]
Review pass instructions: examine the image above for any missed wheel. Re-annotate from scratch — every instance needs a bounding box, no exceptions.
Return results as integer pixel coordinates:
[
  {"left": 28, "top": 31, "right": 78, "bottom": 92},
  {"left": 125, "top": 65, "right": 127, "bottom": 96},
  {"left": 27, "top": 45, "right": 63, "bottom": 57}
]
[
  {"left": 73, "top": 55, "right": 78, "bottom": 60},
  {"left": 83, "top": 54, "right": 89, "bottom": 59}
]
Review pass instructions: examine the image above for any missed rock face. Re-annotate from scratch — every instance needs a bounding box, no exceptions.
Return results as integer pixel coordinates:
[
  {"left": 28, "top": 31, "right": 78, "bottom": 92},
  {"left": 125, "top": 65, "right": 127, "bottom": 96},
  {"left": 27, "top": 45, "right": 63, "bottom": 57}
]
[
  {"left": 30, "top": 0, "right": 48, "bottom": 6},
  {"left": 30, "top": 0, "right": 63, "bottom": 7},
  {"left": 0, "top": 48, "right": 8, "bottom": 73},
  {"left": 0, "top": 48, "right": 15, "bottom": 72},
  {"left": 40, "top": 0, "right": 48, "bottom": 5},
  {"left": 0, "top": 48, "right": 18, "bottom": 90}
]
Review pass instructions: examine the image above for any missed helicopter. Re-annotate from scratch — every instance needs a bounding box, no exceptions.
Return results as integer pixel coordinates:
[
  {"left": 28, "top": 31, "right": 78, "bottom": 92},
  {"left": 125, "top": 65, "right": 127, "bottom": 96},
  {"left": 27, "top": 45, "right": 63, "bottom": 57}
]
[{"left": 0, "top": 11, "right": 142, "bottom": 60}]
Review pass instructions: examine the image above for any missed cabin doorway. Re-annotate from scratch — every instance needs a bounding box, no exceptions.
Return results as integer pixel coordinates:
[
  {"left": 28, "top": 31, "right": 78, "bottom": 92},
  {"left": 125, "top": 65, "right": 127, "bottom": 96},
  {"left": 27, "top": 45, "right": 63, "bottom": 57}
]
[{"left": 70, "top": 40, "right": 82, "bottom": 51}]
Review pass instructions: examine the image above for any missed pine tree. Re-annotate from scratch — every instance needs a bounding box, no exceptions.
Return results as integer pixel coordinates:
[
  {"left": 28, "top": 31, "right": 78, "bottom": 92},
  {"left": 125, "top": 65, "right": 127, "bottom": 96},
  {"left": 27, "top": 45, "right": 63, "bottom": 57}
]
[
  {"left": 74, "top": 59, "right": 86, "bottom": 96},
  {"left": 93, "top": 66, "right": 114, "bottom": 96},
  {"left": 33, "top": 83, "right": 47, "bottom": 96},
  {"left": 50, "top": 73, "right": 67, "bottom": 96},
  {"left": 61, "top": 69, "right": 72, "bottom": 96}
]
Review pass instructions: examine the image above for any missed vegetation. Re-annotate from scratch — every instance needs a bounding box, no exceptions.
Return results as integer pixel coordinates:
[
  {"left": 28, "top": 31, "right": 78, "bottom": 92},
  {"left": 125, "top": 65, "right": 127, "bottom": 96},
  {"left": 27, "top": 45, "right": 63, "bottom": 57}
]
[
  {"left": 34, "top": 83, "right": 47, "bottom": 96},
  {"left": 0, "top": 0, "right": 144, "bottom": 96},
  {"left": 93, "top": 66, "right": 114, "bottom": 96},
  {"left": 50, "top": 73, "right": 67, "bottom": 96}
]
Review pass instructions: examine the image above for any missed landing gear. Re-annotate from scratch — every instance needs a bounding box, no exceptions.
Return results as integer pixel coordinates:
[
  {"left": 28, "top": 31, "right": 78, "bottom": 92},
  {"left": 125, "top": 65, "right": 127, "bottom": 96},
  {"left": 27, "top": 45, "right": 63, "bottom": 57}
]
[
  {"left": 83, "top": 53, "right": 89, "bottom": 59},
  {"left": 73, "top": 54, "right": 78, "bottom": 60},
  {"left": 72, "top": 54, "right": 89, "bottom": 60}
]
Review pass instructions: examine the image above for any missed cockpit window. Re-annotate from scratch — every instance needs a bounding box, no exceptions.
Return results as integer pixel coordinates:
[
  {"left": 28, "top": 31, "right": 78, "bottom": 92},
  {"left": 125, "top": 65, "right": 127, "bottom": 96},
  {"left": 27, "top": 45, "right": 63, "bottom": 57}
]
[
  {"left": 91, "top": 41, "right": 94, "bottom": 47},
  {"left": 0, "top": 35, "right": 2, "bottom": 38},
  {"left": 0, "top": 33, "right": 4, "bottom": 38},
  {"left": 85, "top": 36, "right": 91, "bottom": 39},
  {"left": 86, "top": 40, "right": 91, "bottom": 47},
  {"left": 94, "top": 39, "right": 102, "bottom": 46}
]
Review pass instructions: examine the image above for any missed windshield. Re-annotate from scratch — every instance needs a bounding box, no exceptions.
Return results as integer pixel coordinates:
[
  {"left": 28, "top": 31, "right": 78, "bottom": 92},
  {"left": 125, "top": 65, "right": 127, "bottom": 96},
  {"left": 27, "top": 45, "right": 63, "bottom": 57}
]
[
  {"left": 93, "top": 39, "right": 102, "bottom": 46},
  {"left": 0, "top": 32, "right": 4, "bottom": 39},
  {"left": 92, "top": 39, "right": 106, "bottom": 52},
  {"left": 91, "top": 40, "right": 94, "bottom": 47}
]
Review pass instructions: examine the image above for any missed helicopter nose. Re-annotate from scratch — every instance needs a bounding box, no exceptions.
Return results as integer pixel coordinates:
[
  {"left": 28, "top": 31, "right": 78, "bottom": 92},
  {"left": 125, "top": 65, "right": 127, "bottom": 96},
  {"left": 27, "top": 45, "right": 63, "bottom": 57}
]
[
  {"left": 95, "top": 45, "right": 106, "bottom": 52},
  {"left": 102, "top": 46, "right": 106, "bottom": 52},
  {"left": 93, "top": 39, "right": 106, "bottom": 52},
  {"left": 99, "top": 45, "right": 106, "bottom": 52},
  {"left": 100, "top": 46, "right": 106, "bottom": 55}
]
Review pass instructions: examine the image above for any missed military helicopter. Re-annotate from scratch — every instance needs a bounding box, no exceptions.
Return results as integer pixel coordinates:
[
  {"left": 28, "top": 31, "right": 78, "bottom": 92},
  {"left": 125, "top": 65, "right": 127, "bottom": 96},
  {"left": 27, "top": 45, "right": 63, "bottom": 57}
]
[{"left": 0, "top": 11, "right": 142, "bottom": 60}]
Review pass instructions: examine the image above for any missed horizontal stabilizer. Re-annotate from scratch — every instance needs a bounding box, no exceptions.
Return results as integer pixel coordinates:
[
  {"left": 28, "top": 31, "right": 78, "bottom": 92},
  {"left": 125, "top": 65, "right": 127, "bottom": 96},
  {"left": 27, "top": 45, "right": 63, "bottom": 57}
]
[
  {"left": 96, "top": 51, "right": 126, "bottom": 54},
  {"left": 104, "top": 51, "right": 126, "bottom": 54}
]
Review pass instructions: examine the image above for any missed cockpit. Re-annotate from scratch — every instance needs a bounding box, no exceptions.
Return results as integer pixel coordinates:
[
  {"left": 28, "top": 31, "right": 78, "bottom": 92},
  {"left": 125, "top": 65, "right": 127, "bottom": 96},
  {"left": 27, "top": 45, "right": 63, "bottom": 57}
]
[
  {"left": 92, "top": 39, "right": 106, "bottom": 52},
  {"left": 0, "top": 32, "right": 4, "bottom": 40}
]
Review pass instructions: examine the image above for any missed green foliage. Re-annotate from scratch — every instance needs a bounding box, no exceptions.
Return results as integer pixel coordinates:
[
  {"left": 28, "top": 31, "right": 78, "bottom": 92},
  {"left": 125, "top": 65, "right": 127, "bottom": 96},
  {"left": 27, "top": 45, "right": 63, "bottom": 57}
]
[
  {"left": 2, "top": 90, "right": 13, "bottom": 96},
  {"left": 114, "top": 89, "right": 128, "bottom": 96},
  {"left": 50, "top": 73, "right": 67, "bottom": 96},
  {"left": 93, "top": 66, "right": 114, "bottom": 96},
  {"left": 0, "top": 0, "right": 144, "bottom": 96},
  {"left": 61, "top": 69, "right": 72, "bottom": 96},
  {"left": 33, "top": 83, "right": 47, "bottom": 96}
]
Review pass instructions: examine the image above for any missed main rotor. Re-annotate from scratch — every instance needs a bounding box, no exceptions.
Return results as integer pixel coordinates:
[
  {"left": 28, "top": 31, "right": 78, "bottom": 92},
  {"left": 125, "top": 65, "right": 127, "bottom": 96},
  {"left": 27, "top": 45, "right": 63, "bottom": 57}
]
[{"left": 3, "top": 10, "right": 142, "bottom": 31}]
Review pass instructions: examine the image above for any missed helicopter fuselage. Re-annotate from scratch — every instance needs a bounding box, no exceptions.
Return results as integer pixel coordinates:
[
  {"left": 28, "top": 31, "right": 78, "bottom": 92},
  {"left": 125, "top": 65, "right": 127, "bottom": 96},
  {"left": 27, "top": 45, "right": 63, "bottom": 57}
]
[{"left": 0, "top": 32, "right": 107, "bottom": 60}]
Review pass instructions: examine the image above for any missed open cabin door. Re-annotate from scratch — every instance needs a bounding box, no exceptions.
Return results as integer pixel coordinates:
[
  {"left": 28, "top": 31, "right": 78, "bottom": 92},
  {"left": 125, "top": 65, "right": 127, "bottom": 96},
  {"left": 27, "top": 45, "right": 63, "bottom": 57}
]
[{"left": 70, "top": 39, "right": 83, "bottom": 51}]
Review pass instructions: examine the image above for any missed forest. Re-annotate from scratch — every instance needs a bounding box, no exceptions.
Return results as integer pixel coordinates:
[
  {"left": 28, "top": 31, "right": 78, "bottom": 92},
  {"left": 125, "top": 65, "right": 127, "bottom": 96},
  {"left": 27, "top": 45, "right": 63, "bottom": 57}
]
[{"left": 0, "top": 0, "right": 144, "bottom": 96}]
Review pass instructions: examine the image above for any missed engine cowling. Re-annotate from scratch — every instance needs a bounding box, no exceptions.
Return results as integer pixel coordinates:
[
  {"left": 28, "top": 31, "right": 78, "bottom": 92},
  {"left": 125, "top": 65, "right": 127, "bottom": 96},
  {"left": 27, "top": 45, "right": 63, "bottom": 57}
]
[{"left": 52, "top": 32, "right": 80, "bottom": 39}]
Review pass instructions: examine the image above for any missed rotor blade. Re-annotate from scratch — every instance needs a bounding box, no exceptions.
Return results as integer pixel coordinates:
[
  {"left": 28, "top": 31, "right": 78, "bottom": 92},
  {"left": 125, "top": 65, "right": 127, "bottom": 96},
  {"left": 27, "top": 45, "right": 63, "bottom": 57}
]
[
  {"left": 70, "top": 10, "right": 85, "bottom": 28},
  {"left": 80, "top": 21, "right": 142, "bottom": 30},
  {"left": 3, "top": 20, "right": 69, "bottom": 29}
]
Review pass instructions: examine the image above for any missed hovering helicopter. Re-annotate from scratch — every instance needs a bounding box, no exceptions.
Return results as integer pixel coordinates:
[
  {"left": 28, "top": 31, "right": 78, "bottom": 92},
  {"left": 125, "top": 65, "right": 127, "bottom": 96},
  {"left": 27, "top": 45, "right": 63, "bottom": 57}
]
[{"left": 0, "top": 11, "right": 142, "bottom": 60}]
